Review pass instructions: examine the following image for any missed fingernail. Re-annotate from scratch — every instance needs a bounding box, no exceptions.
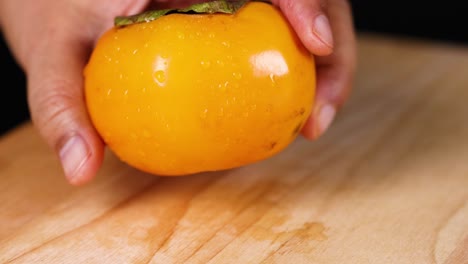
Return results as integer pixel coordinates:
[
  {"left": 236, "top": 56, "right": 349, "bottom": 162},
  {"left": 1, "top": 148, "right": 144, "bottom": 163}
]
[
  {"left": 313, "top": 14, "right": 334, "bottom": 48},
  {"left": 59, "top": 134, "right": 91, "bottom": 184},
  {"left": 316, "top": 104, "right": 336, "bottom": 137}
]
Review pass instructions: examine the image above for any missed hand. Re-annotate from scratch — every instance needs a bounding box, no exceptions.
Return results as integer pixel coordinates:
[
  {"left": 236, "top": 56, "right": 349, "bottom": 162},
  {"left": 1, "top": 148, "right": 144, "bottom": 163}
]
[
  {"left": 0, "top": 0, "right": 356, "bottom": 185},
  {"left": 270, "top": 0, "right": 356, "bottom": 139}
]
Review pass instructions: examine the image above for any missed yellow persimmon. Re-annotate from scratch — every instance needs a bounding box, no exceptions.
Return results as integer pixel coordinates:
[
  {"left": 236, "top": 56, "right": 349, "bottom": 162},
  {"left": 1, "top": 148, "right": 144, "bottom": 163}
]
[{"left": 84, "top": 1, "right": 316, "bottom": 175}]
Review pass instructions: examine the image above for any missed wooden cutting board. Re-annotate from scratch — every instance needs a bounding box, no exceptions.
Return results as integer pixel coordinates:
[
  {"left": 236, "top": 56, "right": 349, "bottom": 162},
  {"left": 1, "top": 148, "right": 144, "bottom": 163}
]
[{"left": 0, "top": 34, "right": 467, "bottom": 264}]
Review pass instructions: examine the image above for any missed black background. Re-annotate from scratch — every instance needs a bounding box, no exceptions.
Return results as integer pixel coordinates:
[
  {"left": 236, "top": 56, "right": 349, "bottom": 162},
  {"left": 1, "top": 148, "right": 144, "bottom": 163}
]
[{"left": 1, "top": 1, "right": 467, "bottom": 136}]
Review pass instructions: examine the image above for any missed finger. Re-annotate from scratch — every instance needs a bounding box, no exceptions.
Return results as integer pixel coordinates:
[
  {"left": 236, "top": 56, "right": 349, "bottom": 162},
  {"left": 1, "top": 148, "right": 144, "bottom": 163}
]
[
  {"left": 271, "top": 0, "right": 334, "bottom": 56},
  {"left": 301, "top": 0, "right": 357, "bottom": 139},
  {"left": 27, "top": 35, "right": 104, "bottom": 186}
]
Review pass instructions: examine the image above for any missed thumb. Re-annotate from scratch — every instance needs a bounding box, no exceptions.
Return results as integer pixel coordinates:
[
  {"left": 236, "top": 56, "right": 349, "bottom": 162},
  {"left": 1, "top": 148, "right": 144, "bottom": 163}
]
[
  {"left": 272, "top": 0, "right": 334, "bottom": 56},
  {"left": 27, "top": 38, "right": 104, "bottom": 186}
]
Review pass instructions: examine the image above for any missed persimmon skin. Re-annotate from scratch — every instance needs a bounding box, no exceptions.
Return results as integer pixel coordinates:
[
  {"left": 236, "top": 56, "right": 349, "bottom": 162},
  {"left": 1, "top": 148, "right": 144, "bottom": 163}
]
[{"left": 84, "top": 2, "right": 316, "bottom": 175}]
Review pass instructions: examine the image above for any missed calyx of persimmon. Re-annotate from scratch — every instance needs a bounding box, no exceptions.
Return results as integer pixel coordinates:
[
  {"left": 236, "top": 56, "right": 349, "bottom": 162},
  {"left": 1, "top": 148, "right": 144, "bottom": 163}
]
[{"left": 115, "top": 0, "right": 270, "bottom": 27}]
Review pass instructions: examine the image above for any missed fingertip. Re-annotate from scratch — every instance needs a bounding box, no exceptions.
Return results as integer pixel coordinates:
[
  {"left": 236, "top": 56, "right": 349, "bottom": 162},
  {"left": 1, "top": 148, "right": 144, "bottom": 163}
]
[
  {"left": 300, "top": 13, "right": 335, "bottom": 56},
  {"left": 312, "top": 14, "right": 334, "bottom": 50},
  {"left": 273, "top": 0, "right": 334, "bottom": 56},
  {"left": 301, "top": 103, "right": 337, "bottom": 140},
  {"left": 300, "top": 115, "right": 316, "bottom": 140},
  {"left": 58, "top": 130, "right": 104, "bottom": 186}
]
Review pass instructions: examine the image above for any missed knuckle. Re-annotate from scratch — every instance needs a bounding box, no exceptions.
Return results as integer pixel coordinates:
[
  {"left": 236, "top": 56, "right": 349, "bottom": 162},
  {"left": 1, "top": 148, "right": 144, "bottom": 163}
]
[
  {"left": 282, "top": 0, "right": 295, "bottom": 11},
  {"left": 29, "top": 79, "right": 80, "bottom": 132}
]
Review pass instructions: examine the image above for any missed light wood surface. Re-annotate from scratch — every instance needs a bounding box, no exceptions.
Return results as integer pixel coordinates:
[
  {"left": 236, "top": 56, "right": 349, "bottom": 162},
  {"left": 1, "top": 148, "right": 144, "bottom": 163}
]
[{"left": 1, "top": 34, "right": 467, "bottom": 264}]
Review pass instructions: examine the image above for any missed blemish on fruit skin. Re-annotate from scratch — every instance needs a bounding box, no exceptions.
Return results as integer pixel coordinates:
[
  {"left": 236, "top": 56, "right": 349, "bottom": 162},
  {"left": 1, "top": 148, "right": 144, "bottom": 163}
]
[
  {"left": 289, "top": 108, "right": 306, "bottom": 119},
  {"left": 269, "top": 141, "right": 277, "bottom": 150},
  {"left": 292, "top": 122, "right": 304, "bottom": 137},
  {"left": 300, "top": 108, "right": 306, "bottom": 116}
]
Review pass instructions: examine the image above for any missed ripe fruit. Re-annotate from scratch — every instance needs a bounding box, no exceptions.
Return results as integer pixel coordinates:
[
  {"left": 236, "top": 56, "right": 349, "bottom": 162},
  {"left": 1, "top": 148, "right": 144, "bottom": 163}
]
[{"left": 84, "top": 1, "right": 316, "bottom": 176}]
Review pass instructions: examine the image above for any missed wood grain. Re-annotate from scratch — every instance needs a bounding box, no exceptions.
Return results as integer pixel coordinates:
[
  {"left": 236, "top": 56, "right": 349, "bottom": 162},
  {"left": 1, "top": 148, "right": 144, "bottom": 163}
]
[{"left": 0, "top": 34, "right": 467, "bottom": 264}]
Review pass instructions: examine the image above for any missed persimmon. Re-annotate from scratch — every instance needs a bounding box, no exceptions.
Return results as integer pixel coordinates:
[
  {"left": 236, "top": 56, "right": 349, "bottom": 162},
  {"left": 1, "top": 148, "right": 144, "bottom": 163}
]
[{"left": 84, "top": 1, "right": 316, "bottom": 175}]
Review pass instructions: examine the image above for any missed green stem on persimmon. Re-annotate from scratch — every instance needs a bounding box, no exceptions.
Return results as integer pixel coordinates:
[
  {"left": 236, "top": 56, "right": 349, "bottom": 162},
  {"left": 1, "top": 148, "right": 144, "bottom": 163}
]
[{"left": 115, "top": 0, "right": 253, "bottom": 27}]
